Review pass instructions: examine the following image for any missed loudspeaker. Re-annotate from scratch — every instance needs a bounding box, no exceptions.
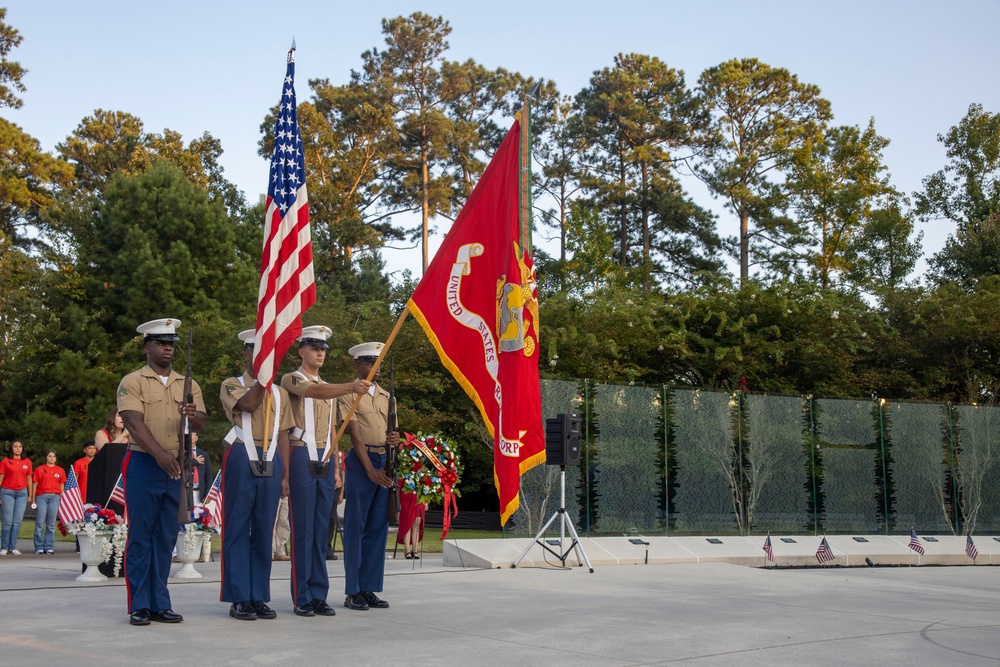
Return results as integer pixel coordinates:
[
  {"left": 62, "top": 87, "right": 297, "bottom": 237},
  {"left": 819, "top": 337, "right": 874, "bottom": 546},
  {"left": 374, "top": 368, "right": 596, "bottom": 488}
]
[{"left": 545, "top": 413, "right": 581, "bottom": 466}]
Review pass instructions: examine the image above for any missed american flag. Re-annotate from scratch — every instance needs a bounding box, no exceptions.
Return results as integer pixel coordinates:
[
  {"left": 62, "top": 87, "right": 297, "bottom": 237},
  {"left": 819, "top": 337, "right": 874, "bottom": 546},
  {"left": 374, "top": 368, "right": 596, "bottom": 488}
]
[
  {"left": 816, "top": 537, "right": 835, "bottom": 564},
  {"left": 908, "top": 529, "right": 925, "bottom": 555},
  {"left": 57, "top": 466, "right": 85, "bottom": 525},
  {"left": 107, "top": 473, "right": 126, "bottom": 506},
  {"left": 965, "top": 533, "right": 978, "bottom": 560},
  {"left": 204, "top": 471, "right": 223, "bottom": 528},
  {"left": 253, "top": 43, "right": 316, "bottom": 387},
  {"left": 763, "top": 534, "right": 774, "bottom": 562}
]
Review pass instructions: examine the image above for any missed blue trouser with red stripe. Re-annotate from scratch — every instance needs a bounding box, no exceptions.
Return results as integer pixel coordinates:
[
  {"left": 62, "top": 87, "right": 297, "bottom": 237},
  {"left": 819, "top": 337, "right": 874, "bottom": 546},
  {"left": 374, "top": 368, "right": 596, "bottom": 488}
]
[
  {"left": 122, "top": 450, "right": 179, "bottom": 613},
  {"left": 220, "top": 443, "right": 284, "bottom": 604},
  {"left": 288, "top": 446, "right": 336, "bottom": 606},
  {"left": 343, "top": 449, "right": 388, "bottom": 596}
]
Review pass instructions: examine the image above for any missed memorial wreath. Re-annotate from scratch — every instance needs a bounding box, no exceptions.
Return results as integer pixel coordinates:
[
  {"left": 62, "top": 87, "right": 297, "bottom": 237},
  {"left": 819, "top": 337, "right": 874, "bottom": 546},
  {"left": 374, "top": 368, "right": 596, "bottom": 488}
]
[{"left": 395, "top": 432, "right": 461, "bottom": 537}]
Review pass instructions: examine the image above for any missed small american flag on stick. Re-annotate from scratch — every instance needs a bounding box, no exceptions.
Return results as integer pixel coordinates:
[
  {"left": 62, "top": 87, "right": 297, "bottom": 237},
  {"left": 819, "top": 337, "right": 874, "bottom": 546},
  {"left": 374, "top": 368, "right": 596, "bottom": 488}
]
[
  {"left": 204, "top": 471, "right": 223, "bottom": 529},
  {"left": 57, "top": 467, "right": 85, "bottom": 525},
  {"left": 908, "top": 529, "right": 924, "bottom": 555},
  {"left": 763, "top": 534, "right": 774, "bottom": 562},
  {"left": 965, "top": 534, "right": 978, "bottom": 560},
  {"left": 108, "top": 473, "right": 126, "bottom": 507},
  {"left": 815, "top": 537, "right": 835, "bottom": 564}
]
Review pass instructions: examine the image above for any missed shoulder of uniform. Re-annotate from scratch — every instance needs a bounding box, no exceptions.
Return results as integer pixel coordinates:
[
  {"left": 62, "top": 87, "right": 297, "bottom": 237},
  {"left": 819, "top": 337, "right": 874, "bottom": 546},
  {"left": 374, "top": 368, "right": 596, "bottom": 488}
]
[{"left": 376, "top": 385, "right": 390, "bottom": 398}]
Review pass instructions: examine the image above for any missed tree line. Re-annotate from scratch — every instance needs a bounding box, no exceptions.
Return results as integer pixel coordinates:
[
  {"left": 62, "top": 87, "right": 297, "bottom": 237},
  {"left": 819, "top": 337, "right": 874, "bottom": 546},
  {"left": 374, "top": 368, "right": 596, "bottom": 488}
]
[{"left": 2, "top": 10, "right": 999, "bottom": 510}]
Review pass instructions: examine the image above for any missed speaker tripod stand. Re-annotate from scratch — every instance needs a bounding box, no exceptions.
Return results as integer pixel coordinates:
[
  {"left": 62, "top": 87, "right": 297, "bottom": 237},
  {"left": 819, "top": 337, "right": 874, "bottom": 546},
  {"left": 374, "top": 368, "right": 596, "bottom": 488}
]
[{"left": 511, "top": 465, "right": 594, "bottom": 572}]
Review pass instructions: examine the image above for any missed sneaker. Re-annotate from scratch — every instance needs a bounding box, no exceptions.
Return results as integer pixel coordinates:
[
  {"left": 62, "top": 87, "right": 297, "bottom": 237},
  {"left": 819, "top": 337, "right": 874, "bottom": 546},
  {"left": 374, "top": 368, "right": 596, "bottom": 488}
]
[
  {"left": 10, "top": 549, "right": 20, "bottom": 556},
  {"left": 35, "top": 550, "right": 43, "bottom": 555},
  {"left": 45, "top": 550, "right": 54, "bottom": 555},
  {"left": 0, "top": 549, "right": 7, "bottom": 555}
]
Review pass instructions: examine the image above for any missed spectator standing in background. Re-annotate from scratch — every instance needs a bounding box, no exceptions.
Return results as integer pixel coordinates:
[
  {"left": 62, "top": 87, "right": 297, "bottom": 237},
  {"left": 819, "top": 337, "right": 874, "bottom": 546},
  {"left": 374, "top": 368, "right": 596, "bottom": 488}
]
[
  {"left": 30, "top": 450, "right": 65, "bottom": 555},
  {"left": 0, "top": 440, "right": 32, "bottom": 555},
  {"left": 72, "top": 441, "right": 97, "bottom": 503}
]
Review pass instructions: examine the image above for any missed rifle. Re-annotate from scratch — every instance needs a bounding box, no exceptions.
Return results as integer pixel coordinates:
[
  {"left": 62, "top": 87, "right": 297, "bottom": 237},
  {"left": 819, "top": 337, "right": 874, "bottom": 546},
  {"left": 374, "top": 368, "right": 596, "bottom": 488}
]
[
  {"left": 177, "top": 329, "right": 195, "bottom": 525},
  {"left": 385, "top": 357, "right": 400, "bottom": 525}
]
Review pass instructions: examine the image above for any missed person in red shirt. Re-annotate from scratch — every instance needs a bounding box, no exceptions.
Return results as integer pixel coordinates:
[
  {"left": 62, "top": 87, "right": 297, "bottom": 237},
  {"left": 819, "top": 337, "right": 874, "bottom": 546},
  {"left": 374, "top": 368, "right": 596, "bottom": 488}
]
[
  {"left": 0, "top": 440, "right": 32, "bottom": 555},
  {"left": 72, "top": 441, "right": 98, "bottom": 504},
  {"left": 29, "top": 450, "right": 66, "bottom": 555}
]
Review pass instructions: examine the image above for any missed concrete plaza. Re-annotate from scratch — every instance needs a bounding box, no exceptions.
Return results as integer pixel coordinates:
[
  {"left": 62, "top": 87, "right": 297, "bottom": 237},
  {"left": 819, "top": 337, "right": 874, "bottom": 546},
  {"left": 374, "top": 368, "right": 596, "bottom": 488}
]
[{"left": 0, "top": 537, "right": 997, "bottom": 665}]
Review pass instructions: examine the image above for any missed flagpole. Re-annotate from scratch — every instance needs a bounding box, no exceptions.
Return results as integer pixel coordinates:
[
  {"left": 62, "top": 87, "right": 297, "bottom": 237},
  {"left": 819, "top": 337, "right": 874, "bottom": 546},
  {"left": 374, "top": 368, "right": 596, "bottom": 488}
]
[
  {"left": 323, "top": 305, "right": 410, "bottom": 461},
  {"left": 261, "top": 391, "right": 272, "bottom": 455},
  {"left": 519, "top": 82, "right": 540, "bottom": 257}
]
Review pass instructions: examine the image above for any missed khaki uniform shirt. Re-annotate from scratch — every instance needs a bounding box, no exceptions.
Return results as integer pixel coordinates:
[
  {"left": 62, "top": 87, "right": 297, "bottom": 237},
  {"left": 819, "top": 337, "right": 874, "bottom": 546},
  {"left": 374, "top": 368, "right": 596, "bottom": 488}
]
[
  {"left": 117, "top": 365, "right": 206, "bottom": 455},
  {"left": 280, "top": 367, "right": 334, "bottom": 448},
  {"left": 220, "top": 372, "right": 295, "bottom": 443},
  {"left": 337, "top": 385, "right": 390, "bottom": 446}
]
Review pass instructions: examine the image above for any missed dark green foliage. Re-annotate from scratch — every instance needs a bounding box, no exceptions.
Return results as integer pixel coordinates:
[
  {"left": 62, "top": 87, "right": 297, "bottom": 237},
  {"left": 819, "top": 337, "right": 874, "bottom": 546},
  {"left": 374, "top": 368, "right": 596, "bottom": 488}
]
[{"left": 4, "top": 9, "right": 1000, "bottom": 510}]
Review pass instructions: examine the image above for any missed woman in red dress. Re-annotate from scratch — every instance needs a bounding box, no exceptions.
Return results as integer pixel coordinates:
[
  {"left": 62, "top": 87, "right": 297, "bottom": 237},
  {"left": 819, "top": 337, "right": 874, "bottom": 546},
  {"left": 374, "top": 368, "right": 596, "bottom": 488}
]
[{"left": 396, "top": 480, "right": 425, "bottom": 559}]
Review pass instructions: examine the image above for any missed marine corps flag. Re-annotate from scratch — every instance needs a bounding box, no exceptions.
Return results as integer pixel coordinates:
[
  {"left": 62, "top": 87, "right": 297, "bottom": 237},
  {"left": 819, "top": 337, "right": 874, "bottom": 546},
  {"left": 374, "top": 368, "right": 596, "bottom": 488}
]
[{"left": 408, "top": 117, "right": 543, "bottom": 525}]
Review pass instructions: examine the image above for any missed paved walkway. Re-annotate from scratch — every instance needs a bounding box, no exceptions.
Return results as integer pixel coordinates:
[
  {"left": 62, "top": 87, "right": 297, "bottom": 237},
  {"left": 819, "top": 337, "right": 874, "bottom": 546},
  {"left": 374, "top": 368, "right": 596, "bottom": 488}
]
[{"left": 0, "top": 538, "right": 998, "bottom": 665}]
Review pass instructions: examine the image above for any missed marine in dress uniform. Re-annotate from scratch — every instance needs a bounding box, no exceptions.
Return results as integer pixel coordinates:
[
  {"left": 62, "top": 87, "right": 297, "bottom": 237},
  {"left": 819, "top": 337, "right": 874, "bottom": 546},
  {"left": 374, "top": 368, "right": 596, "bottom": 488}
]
[
  {"left": 340, "top": 342, "right": 398, "bottom": 611},
  {"left": 279, "top": 326, "right": 371, "bottom": 617},
  {"left": 117, "top": 318, "right": 206, "bottom": 627},
  {"left": 219, "top": 329, "right": 294, "bottom": 620}
]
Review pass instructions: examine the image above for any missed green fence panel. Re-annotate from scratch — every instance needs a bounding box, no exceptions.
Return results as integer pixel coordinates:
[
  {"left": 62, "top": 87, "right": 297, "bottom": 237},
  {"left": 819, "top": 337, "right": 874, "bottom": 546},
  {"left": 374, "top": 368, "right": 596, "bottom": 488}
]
[
  {"left": 591, "top": 384, "right": 662, "bottom": 534},
  {"left": 953, "top": 404, "right": 1000, "bottom": 533},
  {"left": 672, "top": 389, "right": 738, "bottom": 533},
  {"left": 815, "top": 398, "right": 880, "bottom": 533},
  {"left": 505, "top": 379, "right": 583, "bottom": 536},
  {"left": 745, "top": 393, "right": 810, "bottom": 534},
  {"left": 886, "top": 401, "right": 953, "bottom": 533}
]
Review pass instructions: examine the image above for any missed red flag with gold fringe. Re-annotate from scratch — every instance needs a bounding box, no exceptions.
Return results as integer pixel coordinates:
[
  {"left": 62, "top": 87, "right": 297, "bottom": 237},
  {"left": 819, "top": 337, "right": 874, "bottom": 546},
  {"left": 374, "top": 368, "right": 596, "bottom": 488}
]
[{"left": 407, "top": 118, "right": 543, "bottom": 525}]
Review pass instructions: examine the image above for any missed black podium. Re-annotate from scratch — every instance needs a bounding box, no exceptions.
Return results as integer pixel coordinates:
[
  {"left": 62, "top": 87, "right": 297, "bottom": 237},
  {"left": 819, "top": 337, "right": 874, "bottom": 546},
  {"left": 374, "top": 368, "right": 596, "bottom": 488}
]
[
  {"left": 82, "top": 443, "right": 128, "bottom": 578},
  {"left": 86, "top": 442, "right": 127, "bottom": 515}
]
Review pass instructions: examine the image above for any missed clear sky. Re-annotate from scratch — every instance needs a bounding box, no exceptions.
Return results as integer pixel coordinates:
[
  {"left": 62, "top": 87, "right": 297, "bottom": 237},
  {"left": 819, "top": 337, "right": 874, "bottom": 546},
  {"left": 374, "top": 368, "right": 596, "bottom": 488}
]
[{"left": 6, "top": 0, "right": 1000, "bottom": 280}]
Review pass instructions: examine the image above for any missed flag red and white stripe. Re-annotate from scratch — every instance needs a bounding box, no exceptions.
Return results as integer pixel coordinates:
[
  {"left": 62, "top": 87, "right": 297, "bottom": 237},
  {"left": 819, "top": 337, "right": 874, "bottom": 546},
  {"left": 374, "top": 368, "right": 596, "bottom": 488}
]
[
  {"left": 908, "top": 529, "right": 925, "bottom": 555},
  {"left": 204, "top": 471, "right": 223, "bottom": 529},
  {"left": 107, "top": 473, "right": 126, "bottom": 507},
  {"left": 57, "top": 467, "right": 85, "bottom": 525},
  {"left": 253, "top": 44, "right": 315, "bottom": 387},
  {"left": 763, "top": 534, "right": 774, "bottom": 562},
  {"left": 815, "top": 537, "right": 835, "bottom": 563},
  {"left": 965, "top": 534, "right": 978, "bottom": 560}
]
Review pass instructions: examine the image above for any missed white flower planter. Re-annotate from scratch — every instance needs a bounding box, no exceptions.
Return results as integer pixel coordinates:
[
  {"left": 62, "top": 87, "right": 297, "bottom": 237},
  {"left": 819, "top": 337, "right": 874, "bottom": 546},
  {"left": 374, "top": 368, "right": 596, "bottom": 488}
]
[
  {"left": 172, "top": 531, "right": 205, "bottom": 579},
  {"left": 77, "top": 533, "right": 109, "bottom": 582}
]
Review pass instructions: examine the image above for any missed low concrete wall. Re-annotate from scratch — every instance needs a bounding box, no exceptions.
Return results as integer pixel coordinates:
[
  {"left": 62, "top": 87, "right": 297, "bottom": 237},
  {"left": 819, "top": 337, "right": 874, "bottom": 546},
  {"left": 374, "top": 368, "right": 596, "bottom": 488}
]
[{"left": 443, "top": 534, "right": 1000, "bottom": 569}]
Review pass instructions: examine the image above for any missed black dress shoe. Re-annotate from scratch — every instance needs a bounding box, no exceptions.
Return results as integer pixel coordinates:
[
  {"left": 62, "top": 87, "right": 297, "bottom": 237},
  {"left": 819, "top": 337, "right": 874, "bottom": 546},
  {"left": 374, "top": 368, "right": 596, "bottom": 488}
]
[
  {"left": 251, "top": 600, "right": 277, "bottom": 619},
  {"left": 149, "top": 609, "right": 183, "bottom": 623},
  {"left": 311, "top": 599, "right": 337, "bottom": 616},
  {"left": 344, "top": 593, "right": 369, "bottom": 611},
  {"left": 361, "top": 591, "right": 389, "bottom": 608},
  {"left": 325, "top": 551, "right": 339, "bottom": 561},
  {"left": 230, "top": 602, "right": 257, "bottom": 621},
  {"left": 293, "top": 603, "right": 316, "bottom": 617},
  {"left": 129, "top": 609, "right": 151, "bottom": 626}
]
